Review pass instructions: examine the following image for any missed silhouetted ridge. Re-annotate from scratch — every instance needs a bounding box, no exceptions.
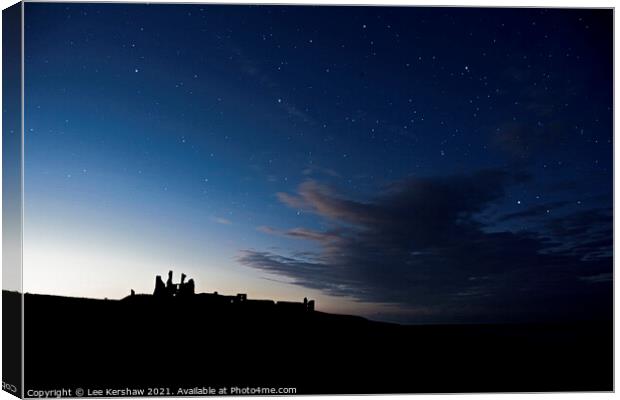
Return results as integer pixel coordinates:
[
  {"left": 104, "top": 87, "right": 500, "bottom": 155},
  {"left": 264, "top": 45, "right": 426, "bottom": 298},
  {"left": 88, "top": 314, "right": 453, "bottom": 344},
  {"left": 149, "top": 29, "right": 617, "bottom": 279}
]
[{"left": 13, "top": 271, "right": 612, "bottom": 395}]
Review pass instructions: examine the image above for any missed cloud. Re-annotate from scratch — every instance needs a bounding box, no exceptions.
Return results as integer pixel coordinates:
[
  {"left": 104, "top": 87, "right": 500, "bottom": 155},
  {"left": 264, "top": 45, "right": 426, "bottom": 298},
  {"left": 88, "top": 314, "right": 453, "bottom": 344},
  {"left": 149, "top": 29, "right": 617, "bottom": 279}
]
[
  {"left": 231, "top": 45, "right": 316, "bottom": 125},
  {"left": 211, "top": 217, "right": 232, "bottom": 225},
  {"left": 240, "top": 169, "right": 612, "bottom": 323},
  {"left": 497, "top": 201, "right": 572, "bottom": 221},
  {"left": 256, "top": 225, "right": 278, "bottom": 235},
  {"left": 542, "top": 208, "right": 613, "bottom": 261},
  {"left": 301, "top": 166, "right": 342, "bottom": 178}
]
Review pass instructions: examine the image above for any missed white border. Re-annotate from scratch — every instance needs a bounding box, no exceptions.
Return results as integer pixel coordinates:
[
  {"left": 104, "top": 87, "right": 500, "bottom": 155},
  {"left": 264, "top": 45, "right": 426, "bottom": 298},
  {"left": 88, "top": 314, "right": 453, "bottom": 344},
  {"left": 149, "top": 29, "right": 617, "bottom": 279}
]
[{"left": 0, "top": 1, "right": 616, "bottom": 400}]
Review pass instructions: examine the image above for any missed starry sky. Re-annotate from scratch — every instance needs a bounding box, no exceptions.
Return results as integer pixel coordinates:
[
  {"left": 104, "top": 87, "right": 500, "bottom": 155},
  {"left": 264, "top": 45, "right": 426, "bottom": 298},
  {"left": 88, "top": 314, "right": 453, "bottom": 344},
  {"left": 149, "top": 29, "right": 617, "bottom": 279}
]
[{"left": 23, "top": 4, "right": 612, "bottom": 324}]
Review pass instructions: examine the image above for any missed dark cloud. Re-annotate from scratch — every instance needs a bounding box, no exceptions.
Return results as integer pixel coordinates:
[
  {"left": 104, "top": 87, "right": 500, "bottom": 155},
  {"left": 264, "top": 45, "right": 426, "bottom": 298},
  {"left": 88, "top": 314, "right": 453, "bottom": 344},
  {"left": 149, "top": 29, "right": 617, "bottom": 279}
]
[
  {"left": 239, "top": 169, "right": 612, "bottom": 323},
  {"left": 497, "top": 201, "right": 572, "bottom": 221},
  {"left": 542, "top": 208, "right": 613, "bottom": 261}
]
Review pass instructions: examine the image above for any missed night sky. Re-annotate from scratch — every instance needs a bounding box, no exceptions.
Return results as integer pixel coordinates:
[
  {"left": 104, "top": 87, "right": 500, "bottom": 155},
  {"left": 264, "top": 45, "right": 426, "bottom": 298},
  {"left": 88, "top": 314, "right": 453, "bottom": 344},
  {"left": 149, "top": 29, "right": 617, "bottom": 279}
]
[{"left": 23, "top": 4, "right": 612, "bottom": 324}]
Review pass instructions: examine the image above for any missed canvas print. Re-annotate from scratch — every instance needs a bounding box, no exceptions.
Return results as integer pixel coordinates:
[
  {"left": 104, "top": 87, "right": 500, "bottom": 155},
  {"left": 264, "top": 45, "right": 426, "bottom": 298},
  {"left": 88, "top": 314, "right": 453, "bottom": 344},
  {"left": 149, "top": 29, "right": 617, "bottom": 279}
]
[{"left": 2, "top": 2, "right": 613, "bottom": 397}]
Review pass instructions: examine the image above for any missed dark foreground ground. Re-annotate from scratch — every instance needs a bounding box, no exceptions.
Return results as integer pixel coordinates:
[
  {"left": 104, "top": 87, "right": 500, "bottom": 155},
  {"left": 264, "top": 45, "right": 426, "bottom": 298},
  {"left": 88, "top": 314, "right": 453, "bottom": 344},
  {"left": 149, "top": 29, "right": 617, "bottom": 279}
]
[{"left": 5, "top": 291, "right": 613, "bottom": 396}]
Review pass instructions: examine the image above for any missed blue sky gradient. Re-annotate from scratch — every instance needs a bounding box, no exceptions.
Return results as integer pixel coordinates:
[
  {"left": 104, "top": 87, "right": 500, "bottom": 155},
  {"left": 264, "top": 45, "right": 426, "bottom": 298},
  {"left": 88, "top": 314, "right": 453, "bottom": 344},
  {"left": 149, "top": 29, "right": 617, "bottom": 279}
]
[{"left": 23, "top": 4, "right": 612, "bottom": 323}]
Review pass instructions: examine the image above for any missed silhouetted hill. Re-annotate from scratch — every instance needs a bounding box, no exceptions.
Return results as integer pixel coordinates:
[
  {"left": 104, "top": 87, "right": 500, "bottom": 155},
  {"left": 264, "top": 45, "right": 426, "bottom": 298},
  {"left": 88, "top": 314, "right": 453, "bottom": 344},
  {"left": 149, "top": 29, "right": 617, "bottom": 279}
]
[{"left": 12, "top": 290, "right": 612, "bottom": 395}]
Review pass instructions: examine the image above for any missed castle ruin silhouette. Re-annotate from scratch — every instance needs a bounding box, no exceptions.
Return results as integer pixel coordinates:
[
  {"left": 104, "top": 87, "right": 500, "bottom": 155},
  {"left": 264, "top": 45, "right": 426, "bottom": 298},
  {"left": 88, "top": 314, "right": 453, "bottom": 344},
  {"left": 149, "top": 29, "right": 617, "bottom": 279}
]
[{"left": 131, "top": 270, "right": 315, "bottom": 312}]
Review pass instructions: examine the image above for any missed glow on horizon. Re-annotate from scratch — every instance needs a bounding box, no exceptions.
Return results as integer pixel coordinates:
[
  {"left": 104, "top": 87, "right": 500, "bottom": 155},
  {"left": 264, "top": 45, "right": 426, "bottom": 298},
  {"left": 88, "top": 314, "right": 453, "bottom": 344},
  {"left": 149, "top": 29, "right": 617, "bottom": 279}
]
[
  {"left": 23, "top": 206, "right": 388, "bottom": 318},
  {"left": 23, "top": 237, "right": 392, "bottom": 319}
]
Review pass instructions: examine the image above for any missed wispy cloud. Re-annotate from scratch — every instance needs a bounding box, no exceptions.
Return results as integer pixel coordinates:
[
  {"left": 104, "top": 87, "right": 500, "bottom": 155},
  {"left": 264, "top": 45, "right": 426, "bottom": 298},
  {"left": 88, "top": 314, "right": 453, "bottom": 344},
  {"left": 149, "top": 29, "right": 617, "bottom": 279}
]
[
  {"left": 301, "top": 165, "right": 341, "bottom": 178},
  {"left": 212, "top": 217, "right": 232, "bottom": 225}
]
